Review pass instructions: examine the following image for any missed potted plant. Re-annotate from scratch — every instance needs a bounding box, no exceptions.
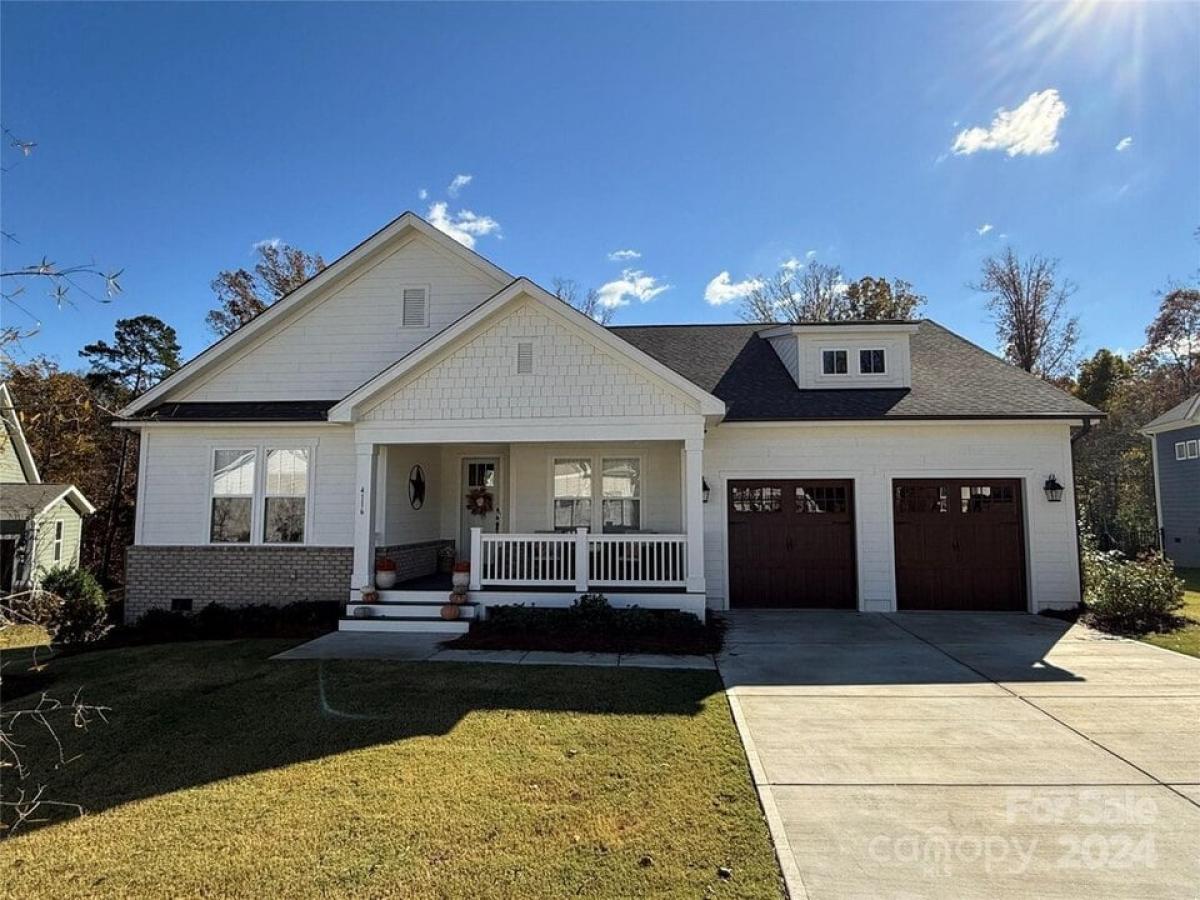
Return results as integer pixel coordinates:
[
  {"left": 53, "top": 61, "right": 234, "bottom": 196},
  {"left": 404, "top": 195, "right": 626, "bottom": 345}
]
[
  {"left": 451, "top": 560, "right": 471, "bottom": 593},
  {"left": 375, "top": 557, "right": 398, "bottom": 589},
  {"left": 438, "top": 544, "right": 456, "bottom": 574}
]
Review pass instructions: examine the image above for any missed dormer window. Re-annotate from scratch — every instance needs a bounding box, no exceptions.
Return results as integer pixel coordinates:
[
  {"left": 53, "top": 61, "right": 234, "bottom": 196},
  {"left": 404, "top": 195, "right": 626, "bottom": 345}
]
[
  {"left": 822, "top": 350, "right": 848, "bottom": 375},
  {"left": 859, "top": 349, "right": 886, "bottom": 374}
]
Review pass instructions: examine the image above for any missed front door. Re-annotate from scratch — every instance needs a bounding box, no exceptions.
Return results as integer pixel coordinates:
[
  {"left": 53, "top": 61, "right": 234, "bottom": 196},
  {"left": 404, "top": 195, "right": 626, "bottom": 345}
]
[
  {"left": 460, "top": 457, "right": 502, "bottom": 558},
  {"left": 727, "top": 479, "right": 857, "bottom": 608}
]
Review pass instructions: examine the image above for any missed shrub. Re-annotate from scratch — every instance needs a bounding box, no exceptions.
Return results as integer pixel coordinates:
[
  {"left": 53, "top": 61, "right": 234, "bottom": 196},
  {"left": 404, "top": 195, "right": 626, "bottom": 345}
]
[
  {"left": 132, "top": 601, "right": 340, "bottom": 642},
  {"left": 39, "top": 566, "right": 110, "bottom": 644},
  {"left": 1081, "top": 528, "right": 1185, "bottom": 634},
  {"left": 453, "top": 593, "right": 722, "bottom": 654}
]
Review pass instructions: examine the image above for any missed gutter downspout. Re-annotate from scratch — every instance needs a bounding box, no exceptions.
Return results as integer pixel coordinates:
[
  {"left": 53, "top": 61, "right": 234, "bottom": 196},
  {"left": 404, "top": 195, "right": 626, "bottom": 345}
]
[{"left": 1070, "top": 418, "right": 1095, "bottom": 606}]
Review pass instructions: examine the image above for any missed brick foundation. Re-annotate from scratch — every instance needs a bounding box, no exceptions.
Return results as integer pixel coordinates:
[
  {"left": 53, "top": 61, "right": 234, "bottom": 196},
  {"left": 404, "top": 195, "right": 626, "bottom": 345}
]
[
  {"left": 375, "top": 539, "right": 455, "bottom": 583},
  {"left": 124, "top": 545, "right": 353, "bottom": 623}
]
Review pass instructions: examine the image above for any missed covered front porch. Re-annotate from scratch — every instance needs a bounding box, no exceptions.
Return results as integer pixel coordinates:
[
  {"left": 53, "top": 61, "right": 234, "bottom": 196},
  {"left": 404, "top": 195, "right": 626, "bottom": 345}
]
[{"left": 347, "top": 436, "right": 708, "bottom": 627}]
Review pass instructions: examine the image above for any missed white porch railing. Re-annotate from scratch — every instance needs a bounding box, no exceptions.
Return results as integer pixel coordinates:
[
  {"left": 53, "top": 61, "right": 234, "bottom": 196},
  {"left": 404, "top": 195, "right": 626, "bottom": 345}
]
[{"left": 469, "top": 527, "right": 688, "bottom": 591}]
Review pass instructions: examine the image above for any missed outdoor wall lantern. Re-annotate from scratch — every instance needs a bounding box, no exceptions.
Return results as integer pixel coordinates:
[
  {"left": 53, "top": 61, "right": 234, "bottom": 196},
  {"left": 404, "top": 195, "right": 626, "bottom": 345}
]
[
  {"left": 1043, "top": 475, "right": 1065, "bottom": 502},
  {"left": 702, "top": 478, "right": 711, "bottom": 504}
]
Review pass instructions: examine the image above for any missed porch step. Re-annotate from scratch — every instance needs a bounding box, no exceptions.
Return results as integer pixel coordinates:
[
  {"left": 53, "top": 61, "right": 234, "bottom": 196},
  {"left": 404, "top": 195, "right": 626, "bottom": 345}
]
[
  {"left": 376, "top": 589, "right": 460, "bottom": 603},
  {"left": 339, "top": 617, "right": 470, "bottom": 634},
  {"left": 346, "top": 602, "right": 477, "bottom": 619}
]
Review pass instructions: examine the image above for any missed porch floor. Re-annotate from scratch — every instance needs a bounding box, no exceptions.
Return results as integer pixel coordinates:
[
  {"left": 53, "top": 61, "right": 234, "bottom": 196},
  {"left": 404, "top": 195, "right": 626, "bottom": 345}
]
[{"left": 392, "top": 571, "right": 683, "bottom": 594}]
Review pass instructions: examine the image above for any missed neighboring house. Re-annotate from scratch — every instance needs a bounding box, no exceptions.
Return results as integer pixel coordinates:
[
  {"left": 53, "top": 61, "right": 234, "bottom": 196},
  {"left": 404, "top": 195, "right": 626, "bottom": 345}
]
[
  {"left": 117, "top": 212, "right": 1101, "bottom": 631},
  {"left": 0, "top": 383, "right": 96, "bottom": 593},
  {"left": 1142, "top": 393, "right": 1200, "bottom": 567}
]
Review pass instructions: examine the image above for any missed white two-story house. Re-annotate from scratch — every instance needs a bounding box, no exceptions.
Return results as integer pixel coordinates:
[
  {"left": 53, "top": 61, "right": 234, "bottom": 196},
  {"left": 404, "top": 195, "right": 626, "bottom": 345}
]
[{"left": 118, "top": 212, "right": 1101, "bottom": 631}]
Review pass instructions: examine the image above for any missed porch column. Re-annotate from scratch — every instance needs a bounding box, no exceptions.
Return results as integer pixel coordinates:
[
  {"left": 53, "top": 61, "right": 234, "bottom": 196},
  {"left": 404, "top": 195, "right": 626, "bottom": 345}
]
[
  {"left": 684, "top": 437, "right": 706, "bottom": 594},
  {"left": 351, "top": 443, "right": 379, "bottom": 594}
]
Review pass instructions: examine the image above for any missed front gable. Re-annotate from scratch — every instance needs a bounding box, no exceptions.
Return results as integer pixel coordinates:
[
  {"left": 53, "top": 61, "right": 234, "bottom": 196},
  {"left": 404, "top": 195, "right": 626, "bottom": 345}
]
[
  {"left": 121, "top": 212, "right": 511, "bottom": 415},
  {"left": 359, "top": 293, "right": 708, "bottom": 424}
]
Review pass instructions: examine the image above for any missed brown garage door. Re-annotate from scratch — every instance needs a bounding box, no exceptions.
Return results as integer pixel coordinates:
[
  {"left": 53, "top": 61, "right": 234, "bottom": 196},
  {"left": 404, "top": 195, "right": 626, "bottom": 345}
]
[
  {"left": 893, "top": 479, "right": 1026, "bottom": 611},
  {"left": 728, "top": 479, "right": 856, "bottom": 608}
]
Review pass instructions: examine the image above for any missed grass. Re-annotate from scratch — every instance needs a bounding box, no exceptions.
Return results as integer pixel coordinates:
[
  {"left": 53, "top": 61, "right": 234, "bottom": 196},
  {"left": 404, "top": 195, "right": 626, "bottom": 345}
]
[
  {"left": 0, "top": 639, "right": 783, "bottom": 898},
  {"left": 1140, "top": 567, "right": 1200, "bottom": 658},
  {"left": 0, "top": 623, "right": 51, "bottom": 650}
]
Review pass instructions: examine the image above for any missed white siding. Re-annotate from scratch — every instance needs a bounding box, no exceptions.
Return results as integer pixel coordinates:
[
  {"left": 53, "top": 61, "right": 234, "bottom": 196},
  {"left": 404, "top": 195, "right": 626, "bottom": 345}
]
[
  {"left": 506, "top": 442, "right": 683, "bottom": 533},
  {"left": 381, "top": 444, "right": 442, "bottom": 545},
  {"left": 794, "top": 333, "right": 912, "bottom": 389},
  {"left": 702, "top": 421, "right": 1081, "bottom": 613},
  {"left": 177, "top": 237, "right": 504, "bottom": 402},
  {"left": 363, "top": 298, "right": 700, "bottom": 422},
  {"left": 137, "top": 425, "right": 356, "bottom": 545},
  {"left": 767, "top": 334, "right": 800, "bottom": 387}
]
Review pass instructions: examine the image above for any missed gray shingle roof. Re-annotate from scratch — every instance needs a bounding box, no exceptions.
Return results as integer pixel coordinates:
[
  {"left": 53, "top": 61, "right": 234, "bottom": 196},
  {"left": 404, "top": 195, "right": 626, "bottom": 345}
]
[
  {"left": 611, "top": 320, "right": 1101, "bottom": 421},
  {"left": 1142, "top": 392, "right": 1200, "bottom": 432},
  {"left": 0, "top": 484, "right": 83, "bottom": 518},
  {"left": 138, "top": 400, "right": 337, "bottom": 422}
]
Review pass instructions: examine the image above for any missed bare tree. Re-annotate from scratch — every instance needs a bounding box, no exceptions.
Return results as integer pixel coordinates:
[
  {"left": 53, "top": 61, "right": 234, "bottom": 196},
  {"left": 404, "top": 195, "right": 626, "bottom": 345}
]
[
  {"left": 0, "top": 129, "right": 122, "bottom": 357},
  {"left": 1143, "top": 287, "right": 1199, "bottom": 393},
  {"left": 740, "top": 261, "right": 848, "bottom": 323},
  {"left": 972, "top": 248, "right": 1079, "bottom": 379},
  {"left": 551, "top": 277, "right": 615, "bottom": 325}
]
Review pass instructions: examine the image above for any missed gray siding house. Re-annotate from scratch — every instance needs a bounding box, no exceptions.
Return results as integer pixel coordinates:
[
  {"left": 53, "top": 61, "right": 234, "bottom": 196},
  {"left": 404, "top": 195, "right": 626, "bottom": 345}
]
[{"left": 1143, "top": 393, "right": 1200, "bottom": 568}]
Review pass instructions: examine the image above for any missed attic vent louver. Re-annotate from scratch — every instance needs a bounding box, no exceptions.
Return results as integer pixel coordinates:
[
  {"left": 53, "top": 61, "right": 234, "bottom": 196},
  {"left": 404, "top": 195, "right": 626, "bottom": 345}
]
[
  {"left": 401, "top": 288, "right": 428, "bottom": 328},
  {"left": 516, "top": 342, "right": 534, "bottom": 374}
]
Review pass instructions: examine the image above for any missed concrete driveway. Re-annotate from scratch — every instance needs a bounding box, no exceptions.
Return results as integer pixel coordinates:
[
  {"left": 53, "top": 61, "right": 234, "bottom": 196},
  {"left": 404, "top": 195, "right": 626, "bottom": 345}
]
[{"left": 717, "top": 611, "right": 1200, "bottom": 900}]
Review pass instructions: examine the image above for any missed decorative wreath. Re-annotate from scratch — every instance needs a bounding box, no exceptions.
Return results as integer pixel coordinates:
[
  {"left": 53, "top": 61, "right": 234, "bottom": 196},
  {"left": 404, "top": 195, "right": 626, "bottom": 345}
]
[{"left": 465, "top": 487, "right": 495, "bottom": 517}]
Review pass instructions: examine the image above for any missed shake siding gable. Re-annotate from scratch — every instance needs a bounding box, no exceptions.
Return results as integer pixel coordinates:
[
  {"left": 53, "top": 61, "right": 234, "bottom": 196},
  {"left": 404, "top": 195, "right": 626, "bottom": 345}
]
[
  {"left": 176, "top": 237, "right": 504, "bottom": 403},
  {"left": 361, "top": 299, "right": 702, "bottom": 423}
]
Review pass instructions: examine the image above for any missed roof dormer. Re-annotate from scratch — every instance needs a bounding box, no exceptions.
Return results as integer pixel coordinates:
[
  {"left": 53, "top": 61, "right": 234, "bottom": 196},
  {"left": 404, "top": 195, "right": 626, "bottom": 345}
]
[{"left": 759, "top": 321, "right": 920, "bottom": 390}]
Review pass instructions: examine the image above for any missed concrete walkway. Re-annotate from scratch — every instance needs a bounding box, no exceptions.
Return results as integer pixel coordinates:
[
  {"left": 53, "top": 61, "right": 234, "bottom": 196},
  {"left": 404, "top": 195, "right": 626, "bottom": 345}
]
[
  {"left": 272, "top": 630, "right": 715, "bottom": 669},
  {"left": 717, "top": 610, "right": 1200, "bottom": 899}
]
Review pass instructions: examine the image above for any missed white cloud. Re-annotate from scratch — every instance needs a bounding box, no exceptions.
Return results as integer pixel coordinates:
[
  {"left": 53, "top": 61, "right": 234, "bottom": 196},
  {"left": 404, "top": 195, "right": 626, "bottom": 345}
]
[
  {"left": 1115, "top": 136, "right": 1133, "bottom": 152},
  {"left": 447, "top": 174, "right": 473, "bottom": 197},
  {"left": 781, "top": 257, "right": 803, "bottom": 274},
  {"left": 704, "top": 271, "right": 764, "bottom": 306},
  {"left": 607, "top": 249, "right": 641, "bottom": 262},
  {"left": 952, "top": 89, "right": 1068, "bottom": 157},
  {"left": 977, "top": 223, "right": 994, "bottom": 236},
  {"left": 253, "top": 237, "right": 282, "bottom": 251},
  {"left": 806, "top": 249, "right": 817, "bottom": 259},
  {"left": 596, "top": 269, "right": 670, "bottom": 308},
  {"left": 418, "top": 187, "right": 428, "bottom": 200},
  {"left": 426, "top": 202, "right": 500, "bottom": 249}
]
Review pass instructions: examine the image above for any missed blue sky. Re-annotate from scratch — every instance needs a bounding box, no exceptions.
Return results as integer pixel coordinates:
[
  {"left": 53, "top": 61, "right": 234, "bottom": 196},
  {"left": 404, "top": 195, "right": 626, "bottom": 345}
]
[{"left": 2, "top": 2, "right": 1197, "bottom": 366}]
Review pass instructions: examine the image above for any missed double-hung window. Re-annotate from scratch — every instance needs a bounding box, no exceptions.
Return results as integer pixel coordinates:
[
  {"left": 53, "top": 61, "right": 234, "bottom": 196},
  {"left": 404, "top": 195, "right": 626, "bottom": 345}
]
[
  {"left": 553, "top": 458, "right": 592, "bottom": 530},
  {"left": 210, "top": 445, "right": 311, "bottom": 544},
  {"left": 264, "top": 448, "right": 309, "bottom": 543},
  {"left": 601, "top": 458, "right": 641, "bottom": 532},
  {"left": 211, "top": 449, "right": 256, "bottom": 543},
  {"left": 52, "top": 520, "right": 64, "bottom": 563},
  {"left": 553, "top": 456, "right": 643, "bottom": 533}
]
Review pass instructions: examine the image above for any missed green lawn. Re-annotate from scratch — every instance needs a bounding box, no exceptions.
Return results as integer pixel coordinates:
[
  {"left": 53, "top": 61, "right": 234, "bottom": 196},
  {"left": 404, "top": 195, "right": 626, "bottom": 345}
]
[
  {"left": 1140, "top": 567, "right": 1200, "bottom": 658},
  {"left": 0, "top": 639, "right": 783, "bottom": 898}
]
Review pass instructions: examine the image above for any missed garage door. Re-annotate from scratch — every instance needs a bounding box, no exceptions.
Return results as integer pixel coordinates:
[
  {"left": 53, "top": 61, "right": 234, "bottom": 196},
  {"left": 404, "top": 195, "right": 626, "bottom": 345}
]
[
  {"left": 728, "top": 479, "right": 856, "bottom": 608},
  {"left": 893, "top": 479, "right": 1026, "bottom": 611}
]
